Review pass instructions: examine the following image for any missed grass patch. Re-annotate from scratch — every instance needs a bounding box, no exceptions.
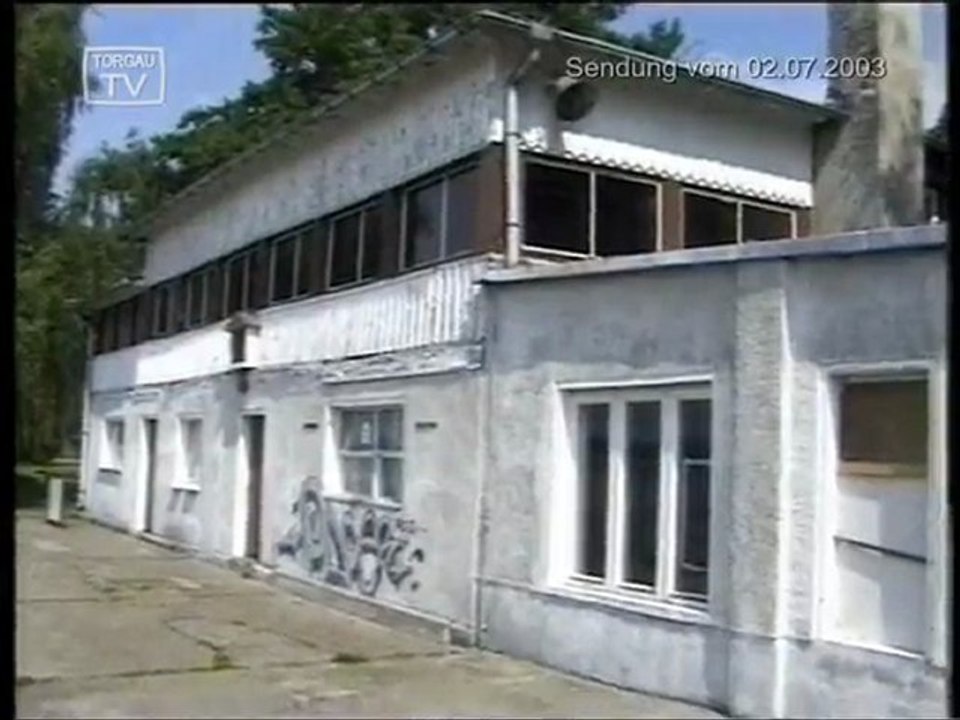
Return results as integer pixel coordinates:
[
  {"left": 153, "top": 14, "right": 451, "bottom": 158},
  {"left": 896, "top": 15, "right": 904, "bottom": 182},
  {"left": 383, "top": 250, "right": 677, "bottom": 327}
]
[{"left": 330, "top": 652, "right": 369, "bottom": 665}]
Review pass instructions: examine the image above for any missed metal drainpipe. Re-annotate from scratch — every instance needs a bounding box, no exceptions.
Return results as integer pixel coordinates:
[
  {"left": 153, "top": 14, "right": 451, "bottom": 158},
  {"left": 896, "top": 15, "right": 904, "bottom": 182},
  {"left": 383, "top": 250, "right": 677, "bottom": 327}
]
[{"left": 504, "top": 46, "right": 543, "bottom": 267}]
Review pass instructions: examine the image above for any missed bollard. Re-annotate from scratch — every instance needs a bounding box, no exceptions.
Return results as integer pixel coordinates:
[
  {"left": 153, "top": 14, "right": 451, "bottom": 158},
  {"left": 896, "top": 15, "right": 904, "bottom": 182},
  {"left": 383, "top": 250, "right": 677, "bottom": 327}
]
[{"left": 46, "top": 477, "right": 64, "bottom": 526}]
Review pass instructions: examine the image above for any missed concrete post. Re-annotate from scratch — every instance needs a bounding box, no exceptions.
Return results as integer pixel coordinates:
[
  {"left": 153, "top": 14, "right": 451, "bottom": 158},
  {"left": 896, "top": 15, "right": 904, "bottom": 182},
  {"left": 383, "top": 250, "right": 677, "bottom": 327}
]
[{"left": 46, "top": 478, "right": 64, "bottom": 526}]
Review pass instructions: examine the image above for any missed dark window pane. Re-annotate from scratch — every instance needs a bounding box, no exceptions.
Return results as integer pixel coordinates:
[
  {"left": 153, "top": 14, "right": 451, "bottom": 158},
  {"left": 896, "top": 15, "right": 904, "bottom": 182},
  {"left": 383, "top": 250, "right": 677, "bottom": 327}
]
[
  {"left": 189, "top": 272, "right": 205, "bottom": 326},
  {"left": 681, "top": 399, "right": 712, "bottom": 460},
  {"left": 676, "top": 461, "right": 710, "bottom": 597},
  {"left": 577, "top": 403, "right": 609, "bottom": 578},
  {"left": 381, "top": 457, "right": 403, "bottom": 503},
  {"left": 341, "top": 410, "right": 375, "bottom": 451},
  {"left": 405, "top": 180, "right": 443, "bottom": 267},
  {"left": 840, "top": 380, "right": 928, "bottom": 467},
  {"left": 154, "top": 287, "right": 169, "bottom": 335},
  {"left": 596, "top": 176, "right": 658, "bottom": 256},
  {"left": 271, "top": 236, "right": 296, "bottom": 302},
  {"left": 173, "top": 278, "right": 188, "bottom": 332},
  {"left": 360, "top": 205, "right": 384, "bottom": 281},
  {"left": 377, "top": 408, "right": 403, "bottom": 451},
  {"left": 116, "top": 302, "right": 133, "bottom": 348},
  {"left": 331, "top": 212, "right": 361, "bottom": 286},
  {"left": 625, "top": 401, "right": 661, "bottom": 586},
  {"left": 445, "top": 167, "right": 478, "bottom": 257},
  {"left": 248, "top": 245, "right": 268, "bottom": 309},
  {"left": 135, "top": 293, "right": 151, "bottom": 343},
  {"left": 676, "top": 399, "right": 712, "bottom": 598},
  {"left": 299, "top": 224, "right": 326, "bottom": 295},
  {"left": 525, "top": 163, "right": 589, "bottom": 253},
  {"left": 206, "top": 264, "right": 223, "bottom": 322},
  {"left": 683, "top": 192, "right": 737, "bottom": 248},
  {"left": 742, "top": 204, "right": 793, "bottom": 242},
  {"left": 343, "top": 457, "right": 374, "bottom": 497},
  {"left": 227, "top": 255, "right": 246, "bottom": 314}
]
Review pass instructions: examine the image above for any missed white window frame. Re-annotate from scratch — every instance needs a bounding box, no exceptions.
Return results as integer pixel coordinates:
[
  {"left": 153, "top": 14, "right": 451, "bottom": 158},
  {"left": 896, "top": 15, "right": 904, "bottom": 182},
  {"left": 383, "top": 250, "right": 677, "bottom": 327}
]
[
  {"left": 816, "top": 361, "right": 947, "bottom": 665},
  {"left": 680, "top": 187, "right": 797, "bottom": 247},
  {"left": 329, "top": 402, "right": 405, "bottom": 506},
  {"left": 521, "top": 157, "right": 663, "bottom": 258},
  {"left": 175, "top": 415, "right": 204, "bottom": 492},
  {"left": 101, "top": 417, "right": 126, "bottom": 472},
  {"left": 561, "top": 383, "right": 714, "bottom": 611}
]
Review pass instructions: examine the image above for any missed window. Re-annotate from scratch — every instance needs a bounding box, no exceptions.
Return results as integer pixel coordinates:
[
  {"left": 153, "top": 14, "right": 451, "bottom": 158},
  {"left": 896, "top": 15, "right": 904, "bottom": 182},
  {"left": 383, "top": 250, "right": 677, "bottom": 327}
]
[
  {"left": 205, "top": 263, "right": 223, "bottom": 322},
  {"left": 525, "top": 163, "right": 589, "bottom": 254},
  {"left": 568, "top": 386, "right": 712, "bottom": 604},
  {"left": 403, "top": 164, "right": 480, "bottom": 268},
  {"left": 172, "top": 277, "right": 188, "bottom": 332},
  {"left": 271, "top": 234, "right": 296, "bottom": 303},
  {"left": 134, "top": 292, "right": 152, "bottom": 343},
  {"left": 247, "top": 243, "right": 269, "bottom": 310},
  {"left": 525, "top": 161, "right": 659, "bottom": 256},
  {"left": 830, "top": 375, "right": 929, "bottom": 654},
  {"left": 102, "top": 307, "right": 118, "bottom": 351},
  {"left": 116, "top": 301, "right": 134, "bottom": 348},
  {"left": 297, "top": 223, "right": 325, "bottom": 296},
  {"left": 180, "top": 417, "right": 204, "bottom": 488},
  {"left": 330, "top": 204, "right": 384, "bottom": 287},
  {"left": 336, "top": 407, "right": 404, "bottom": 503},
  {"left": 683, "top": 190, "right": 795, "bottom": 248},
  {"left": 188, "top": 271, "right": 205, "bottom": 327},
  {"left": 102, "top": 419, "right": 125, "bottom": 471},
  {"left": 226, "top": 253, "right": 248, "bottom": 314}
]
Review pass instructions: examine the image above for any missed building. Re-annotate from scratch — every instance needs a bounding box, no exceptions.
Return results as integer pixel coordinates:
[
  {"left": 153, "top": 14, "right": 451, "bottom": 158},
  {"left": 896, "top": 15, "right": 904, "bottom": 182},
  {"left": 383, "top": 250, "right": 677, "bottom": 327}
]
[{"left": 79, "top": 6, "right": 948, "bottom": 718}]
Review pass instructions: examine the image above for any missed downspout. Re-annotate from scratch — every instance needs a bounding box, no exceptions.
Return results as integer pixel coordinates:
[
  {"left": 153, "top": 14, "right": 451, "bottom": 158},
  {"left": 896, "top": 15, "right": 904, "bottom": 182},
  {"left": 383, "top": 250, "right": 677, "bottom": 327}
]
[
  {"left": 504, "top": 28, "right": 552, "bottom": 267},
  {"left": 471, "top": 28, "right": 553, "bottom": 648}
]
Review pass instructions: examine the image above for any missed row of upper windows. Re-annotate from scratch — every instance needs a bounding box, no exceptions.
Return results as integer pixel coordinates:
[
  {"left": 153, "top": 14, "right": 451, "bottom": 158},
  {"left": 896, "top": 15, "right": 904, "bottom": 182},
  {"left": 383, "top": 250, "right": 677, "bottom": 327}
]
[{"left": 93, "top": 152, "right": 803, "bottom": 354}]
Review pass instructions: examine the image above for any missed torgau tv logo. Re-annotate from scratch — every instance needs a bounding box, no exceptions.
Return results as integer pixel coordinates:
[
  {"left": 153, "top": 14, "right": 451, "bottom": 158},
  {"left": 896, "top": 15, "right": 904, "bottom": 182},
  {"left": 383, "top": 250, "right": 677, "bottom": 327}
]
[{"left": 83, "top": 46, "right": 166, "bottom": 106}]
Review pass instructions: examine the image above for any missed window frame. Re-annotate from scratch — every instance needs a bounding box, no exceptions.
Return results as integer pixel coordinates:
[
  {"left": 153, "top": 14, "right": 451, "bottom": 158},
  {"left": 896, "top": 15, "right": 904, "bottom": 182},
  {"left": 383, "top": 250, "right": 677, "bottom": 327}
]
[
  {"left": 331, "top": 403, "right": 405, "bottom": 506},
  {"left": 224, "top": 250, "right": 251, "bottom": 315},
  {"left": 269, "top": 230, "right": 300, "bottom": 304},
  {"left": 562, "top": 382, "right": 714, "bottom": 611},
  {"left": 817, "top": 361, "right": 946, "bottom": 664},
  {"left": 522, "top": 156, "right": 663, "bottom": 259},
  {"left": 681, "top": 187, "right": 797, "bottom": 248}
]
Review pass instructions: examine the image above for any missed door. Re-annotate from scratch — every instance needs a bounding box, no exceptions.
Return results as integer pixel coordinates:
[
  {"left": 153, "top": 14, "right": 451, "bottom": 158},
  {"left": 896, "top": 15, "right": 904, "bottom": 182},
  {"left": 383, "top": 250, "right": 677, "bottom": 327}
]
[
  {"left": 243, "top": 415, "right": 265, "bottom": 561},
  {"left": 143, "top": 418, "right": 158, "bottom": 533}
]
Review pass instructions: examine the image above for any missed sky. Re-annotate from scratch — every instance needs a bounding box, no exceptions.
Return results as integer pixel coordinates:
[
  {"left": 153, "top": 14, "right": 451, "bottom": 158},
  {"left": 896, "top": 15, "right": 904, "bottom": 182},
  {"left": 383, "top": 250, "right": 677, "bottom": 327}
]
[{"left": 55, "top": 3, "right": 947, "bottom": 195}]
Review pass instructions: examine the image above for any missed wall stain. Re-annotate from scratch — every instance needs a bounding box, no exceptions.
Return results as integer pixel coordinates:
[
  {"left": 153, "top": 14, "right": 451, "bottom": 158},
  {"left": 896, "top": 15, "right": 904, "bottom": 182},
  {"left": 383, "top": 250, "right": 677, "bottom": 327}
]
[{"left": 277, "top": 476, "right": 425, "bottom": 597}]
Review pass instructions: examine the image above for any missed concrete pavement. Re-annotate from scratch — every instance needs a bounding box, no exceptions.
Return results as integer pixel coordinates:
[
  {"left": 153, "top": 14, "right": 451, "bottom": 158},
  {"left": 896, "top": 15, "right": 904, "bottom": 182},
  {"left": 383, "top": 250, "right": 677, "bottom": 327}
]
[{"left": 16, "top": 511, "right": 722, "bottom": 719}]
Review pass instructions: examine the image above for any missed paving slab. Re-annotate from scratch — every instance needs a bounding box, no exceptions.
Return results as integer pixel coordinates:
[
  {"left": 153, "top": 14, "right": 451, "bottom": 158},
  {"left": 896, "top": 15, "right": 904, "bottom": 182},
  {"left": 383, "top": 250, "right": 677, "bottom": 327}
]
[{"left": 16, "top": 512, "right": 723, "bottom": 719}]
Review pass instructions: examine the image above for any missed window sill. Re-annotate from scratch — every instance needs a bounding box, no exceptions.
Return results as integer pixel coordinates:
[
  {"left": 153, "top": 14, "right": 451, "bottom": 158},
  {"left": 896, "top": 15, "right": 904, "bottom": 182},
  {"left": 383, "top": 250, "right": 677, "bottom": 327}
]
[
  {"left": 322, "top": 492, "right": 402, "bottom": 511},
  {"left": 170, "top": 484, "right": 201, "bottom": 493},
  {"left": 553, "top": 579, "right": 714, "bottom": 627}
]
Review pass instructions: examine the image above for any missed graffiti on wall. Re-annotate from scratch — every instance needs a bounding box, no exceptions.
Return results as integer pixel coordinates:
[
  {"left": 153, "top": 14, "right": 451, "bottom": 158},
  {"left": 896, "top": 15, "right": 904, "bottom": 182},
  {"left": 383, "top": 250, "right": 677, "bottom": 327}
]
[{"left": 277, "top": 476, "right": 425, "bottom": 597}]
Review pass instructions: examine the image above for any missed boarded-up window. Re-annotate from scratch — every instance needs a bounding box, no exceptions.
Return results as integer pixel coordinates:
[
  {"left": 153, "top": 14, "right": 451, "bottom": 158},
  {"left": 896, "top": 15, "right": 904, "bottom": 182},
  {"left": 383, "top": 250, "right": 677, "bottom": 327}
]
[
  {"left": 832, "top": 375, "right": 929, "bottom": 655},
  {"left": 839, "top": 379, "right": 928, "bottom": 472}
]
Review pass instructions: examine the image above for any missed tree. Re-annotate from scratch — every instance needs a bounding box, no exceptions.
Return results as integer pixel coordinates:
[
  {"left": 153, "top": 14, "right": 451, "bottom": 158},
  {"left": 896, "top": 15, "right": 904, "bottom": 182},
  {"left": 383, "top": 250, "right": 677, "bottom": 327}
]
[{"left": 15, "top": 4, "right": 88, "bottom": 242}]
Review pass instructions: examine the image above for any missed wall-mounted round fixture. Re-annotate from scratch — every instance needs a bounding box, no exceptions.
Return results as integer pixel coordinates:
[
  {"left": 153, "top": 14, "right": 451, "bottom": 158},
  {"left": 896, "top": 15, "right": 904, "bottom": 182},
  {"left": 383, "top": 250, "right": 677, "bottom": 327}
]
[{"left": 549, "top": 76, "right": 598, "bottom": 122}]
